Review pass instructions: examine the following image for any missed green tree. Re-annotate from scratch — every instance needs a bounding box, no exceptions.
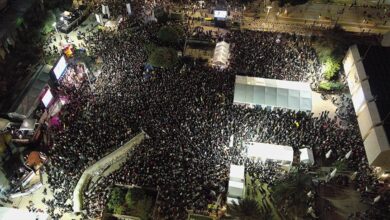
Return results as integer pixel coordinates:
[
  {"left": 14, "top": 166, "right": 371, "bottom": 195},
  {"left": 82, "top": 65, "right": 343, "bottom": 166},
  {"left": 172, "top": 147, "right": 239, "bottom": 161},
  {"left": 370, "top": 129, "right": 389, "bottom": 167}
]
[
  {"left": 154, "top": 7, "right": 169, "bottom": 23},
  {"left": 148, "top": 47, "right": 178, "bottom": 68},
  {"left": 113, "top": 205, "right": 125, "bottom": 215},
  {"left": 108, "top": 188, "right": 125, "bottom": 211},
  {"left": 323, "top": 57, "right": 341, "bottom": 80},
  {"left": 228, "top": 198, "right": 264, "bottom": 220},
  {"left": 318, "top": 81, "right": 344, "bottom": 91},
  {"left": 272, "top": 172, "right": 312, "bottom": 219},
  {"left": 157, "top": 26, "right": 180, "bottom": 45},
  {"left": 125, "top": 190, "right": 133, "bottom": 207}
]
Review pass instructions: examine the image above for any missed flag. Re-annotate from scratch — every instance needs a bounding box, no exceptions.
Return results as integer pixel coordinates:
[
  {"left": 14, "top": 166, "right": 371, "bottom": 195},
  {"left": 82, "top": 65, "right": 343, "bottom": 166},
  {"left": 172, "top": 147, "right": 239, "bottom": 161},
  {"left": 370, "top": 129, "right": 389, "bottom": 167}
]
[
  {"left": 330, "top": 168, "right": 337, "bottom": 179},
  {"left": 345, "top": 150, "right": 352, "bottom": 159},
  {"left": 325, "top": 149, "right": 332, "bottom": 158}
]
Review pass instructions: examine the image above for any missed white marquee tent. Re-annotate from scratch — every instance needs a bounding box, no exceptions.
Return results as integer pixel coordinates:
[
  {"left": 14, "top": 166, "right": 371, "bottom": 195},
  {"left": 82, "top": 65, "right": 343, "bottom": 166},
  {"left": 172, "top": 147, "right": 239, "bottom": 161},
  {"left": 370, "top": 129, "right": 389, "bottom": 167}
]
[
  {"left": 234, "top": 76, "right": 312, "bottom": 111},
  {"left": 212, "top": 41, "right": 230, "bottom": 68},
  {"left": 246, "top": 142, "right": 314, "bottom": 166},
  {"left": 299, "top": 148, "right": 315, "bottom": 165},
  {"left": 227, "top": 164, "right": 245, "bottom": 203},
  {"left": 343, "top": 44, "right": 390, "bottom": 168},
  {"left": 363, "top": 126, "right": 390, "bottom": 167},
  {"left": 246, "top": 142, "right": 294, "bottom": 165},
  {"left": 229, "top": 164, "right": 245, "bottom": 182}
]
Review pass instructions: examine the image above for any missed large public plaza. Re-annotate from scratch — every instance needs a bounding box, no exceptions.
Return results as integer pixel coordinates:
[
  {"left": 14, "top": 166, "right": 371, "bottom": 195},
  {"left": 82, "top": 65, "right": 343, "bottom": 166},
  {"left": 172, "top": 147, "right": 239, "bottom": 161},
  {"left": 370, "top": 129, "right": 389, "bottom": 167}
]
[{"left": 0, "top": 0, "right": 390, "bottom": 219}]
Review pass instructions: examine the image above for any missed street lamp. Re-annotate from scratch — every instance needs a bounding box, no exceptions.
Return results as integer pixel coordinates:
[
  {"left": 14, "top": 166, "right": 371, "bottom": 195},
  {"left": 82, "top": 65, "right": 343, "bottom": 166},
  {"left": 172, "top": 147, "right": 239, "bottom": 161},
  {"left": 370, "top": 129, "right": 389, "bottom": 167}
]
[
  {"left": 265, "top": 5, "right": 272, "bottom": 23},
  {"left": 266, "top": 5, "right": 272, "bottom": 15}
]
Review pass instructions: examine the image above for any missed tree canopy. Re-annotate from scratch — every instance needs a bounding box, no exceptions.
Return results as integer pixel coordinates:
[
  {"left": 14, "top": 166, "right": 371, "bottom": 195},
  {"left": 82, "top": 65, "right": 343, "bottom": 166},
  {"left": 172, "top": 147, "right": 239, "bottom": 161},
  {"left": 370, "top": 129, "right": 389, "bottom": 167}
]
[
  {"left": 323, "top": 57, "right": 341, "bottom": 80},
  {"left": 148, "top": 47, "right": 178, "bottom": 68},
  {"left": 228, "top": 198, "right": 264, "bottom": 220},
  {"left": 157, "top": 26, "right": 183, "bottom": 45}
]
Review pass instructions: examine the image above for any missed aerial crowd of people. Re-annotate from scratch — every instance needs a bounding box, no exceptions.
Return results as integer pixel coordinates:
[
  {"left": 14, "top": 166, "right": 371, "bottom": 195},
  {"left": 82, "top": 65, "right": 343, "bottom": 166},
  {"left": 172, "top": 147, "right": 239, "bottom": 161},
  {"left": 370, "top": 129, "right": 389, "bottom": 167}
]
[{"left": 3, "top": 0, "right": 387, "bottom": 219}]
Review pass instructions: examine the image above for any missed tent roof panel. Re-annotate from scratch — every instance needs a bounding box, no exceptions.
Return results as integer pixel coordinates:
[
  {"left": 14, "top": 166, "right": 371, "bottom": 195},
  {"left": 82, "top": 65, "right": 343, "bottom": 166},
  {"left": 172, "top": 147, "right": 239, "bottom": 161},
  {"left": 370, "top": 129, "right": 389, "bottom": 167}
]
[{"left": 234, "top": 76, "right": 312, "bottom": 111}]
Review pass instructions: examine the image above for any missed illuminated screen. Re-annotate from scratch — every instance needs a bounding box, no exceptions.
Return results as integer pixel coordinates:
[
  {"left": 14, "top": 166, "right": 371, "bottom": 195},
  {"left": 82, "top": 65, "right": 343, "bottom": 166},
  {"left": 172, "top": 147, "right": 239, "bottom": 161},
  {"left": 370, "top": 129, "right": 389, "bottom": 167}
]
[
  {"left": 53, "top": 56, "right": 67, "bottom": 80},
  {"left": 42, "top": 89, "right": 54, "bottom": 107},
  {"left": 214, "top": 10, "right": 227, "bottom": 18}
]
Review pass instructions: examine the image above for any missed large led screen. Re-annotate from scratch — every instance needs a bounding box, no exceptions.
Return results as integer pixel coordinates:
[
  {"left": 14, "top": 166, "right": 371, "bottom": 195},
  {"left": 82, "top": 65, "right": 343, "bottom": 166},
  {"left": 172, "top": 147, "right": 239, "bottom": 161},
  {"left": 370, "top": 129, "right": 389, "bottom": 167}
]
[
  {"left": 42, "top": 89, "right": 54, "bottom": 107},
  {"left": 53, "top": 56, "right": 67, "bottom": 80}
]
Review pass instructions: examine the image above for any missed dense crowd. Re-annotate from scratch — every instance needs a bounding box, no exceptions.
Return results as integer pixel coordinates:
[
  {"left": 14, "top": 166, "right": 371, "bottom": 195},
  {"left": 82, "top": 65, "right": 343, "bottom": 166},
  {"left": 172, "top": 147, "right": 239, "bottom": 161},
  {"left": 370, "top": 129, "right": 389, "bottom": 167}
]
[
  {"left": 229, "top": 30, "right": 321, "bottom": 82},
  {"left": 28, "top": 2, "right": 386, "bottom": 220}
]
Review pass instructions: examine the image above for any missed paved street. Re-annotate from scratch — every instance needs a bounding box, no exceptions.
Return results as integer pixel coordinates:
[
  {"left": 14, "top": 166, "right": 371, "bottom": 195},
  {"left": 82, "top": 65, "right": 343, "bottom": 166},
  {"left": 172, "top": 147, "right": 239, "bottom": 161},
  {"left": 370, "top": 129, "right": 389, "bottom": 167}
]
[
  {"left": 243, "top": 1, "right": 390, "bottom": 33},
  {"left": 185, "top": 1, "right": 390, "bottom": 34}
]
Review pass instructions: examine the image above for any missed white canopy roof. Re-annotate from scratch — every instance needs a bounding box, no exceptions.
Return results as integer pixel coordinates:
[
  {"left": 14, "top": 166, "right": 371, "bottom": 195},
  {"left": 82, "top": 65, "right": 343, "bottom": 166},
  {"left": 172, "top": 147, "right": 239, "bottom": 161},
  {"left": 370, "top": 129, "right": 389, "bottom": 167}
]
[
  {"left": 344, "top": 44, "right": 390, "bottom": 168},
  {"left": 363, "top": 126, "right": 390, "bottom": 168},
  {"left": 229, "top": 164, "right": 245, "bottom": 183},
  {"left": 228, "top": 180, "right": 244, "bottom": 198},
  {"left": 246, "top": 142, "right": 294, "bottom": 164},
  {"left": 357, "top": 102, "right": 381, "bottom": 139},
  {"left": 228, "top": 164, "right": 245, "bottom": 199},
  {"left": 299, "top": 148, "right": 315, "bottom": 164},
  {"left": 212, "top": 41, "right": 230, "bottom": 68},
  {"left": 234, "top": 75, "right": 312, "bottom": 111}
]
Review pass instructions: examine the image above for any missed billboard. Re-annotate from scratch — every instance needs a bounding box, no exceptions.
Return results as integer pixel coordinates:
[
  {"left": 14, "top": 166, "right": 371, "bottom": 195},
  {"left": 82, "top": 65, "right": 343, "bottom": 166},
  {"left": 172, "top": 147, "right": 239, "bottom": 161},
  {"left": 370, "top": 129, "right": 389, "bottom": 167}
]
[
  {"left": 42, "top": 89, "right": 54, "bottom": 107},
  {"left": 53, "top": 56, "right": 67, "bottom": 80}
]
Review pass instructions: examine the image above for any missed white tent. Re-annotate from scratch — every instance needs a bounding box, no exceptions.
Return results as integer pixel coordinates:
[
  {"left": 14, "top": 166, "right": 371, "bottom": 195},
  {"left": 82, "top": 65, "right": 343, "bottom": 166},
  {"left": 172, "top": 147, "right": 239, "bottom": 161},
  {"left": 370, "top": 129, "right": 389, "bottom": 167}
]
[
  {"left": 228, "top": 181, "right": 244, "bottom": 198},
  {"left": 343, "top": 44, "right": 390, "bottom": 168},
  {"left": 363, "top": 126, "right": 390, "bottom": 168},
  {"left": 212, "top": 41, "right": 230, "bottom": 68},
  {"left": 299, "top": 148, "right": 315, "bottom": 164},
  {"left": 246, "top": 142, "right": 294, "bottom": 165},
  {"left": 234, "top": 76, "right": 312, "bottom": 111},
  {"left": 351, "top": 80, "right": 373, "bottom": 113},
  {"left": 229, "top": 164, "right": 245, "bottom": 182},
  {"left": 227, "top": 164, "right": 245, "bottom": 201},
  {"left": 357, "top": 102, "right": 381, "bottom": 139}
]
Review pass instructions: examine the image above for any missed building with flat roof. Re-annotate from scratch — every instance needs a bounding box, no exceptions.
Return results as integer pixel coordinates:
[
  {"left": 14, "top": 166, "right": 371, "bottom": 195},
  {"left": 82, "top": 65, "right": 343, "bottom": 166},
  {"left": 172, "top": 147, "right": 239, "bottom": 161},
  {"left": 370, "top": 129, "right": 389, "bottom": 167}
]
[{"left": 343, "top": 44, "right": 390, "bottom": 169}]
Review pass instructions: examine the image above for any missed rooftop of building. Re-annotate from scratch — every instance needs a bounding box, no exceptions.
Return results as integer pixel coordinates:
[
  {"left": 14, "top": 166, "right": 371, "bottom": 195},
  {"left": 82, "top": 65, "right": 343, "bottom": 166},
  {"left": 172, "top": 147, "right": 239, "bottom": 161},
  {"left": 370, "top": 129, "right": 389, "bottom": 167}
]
[{"left": 357, "top": 44, "right": 390, "bottom": 136}]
